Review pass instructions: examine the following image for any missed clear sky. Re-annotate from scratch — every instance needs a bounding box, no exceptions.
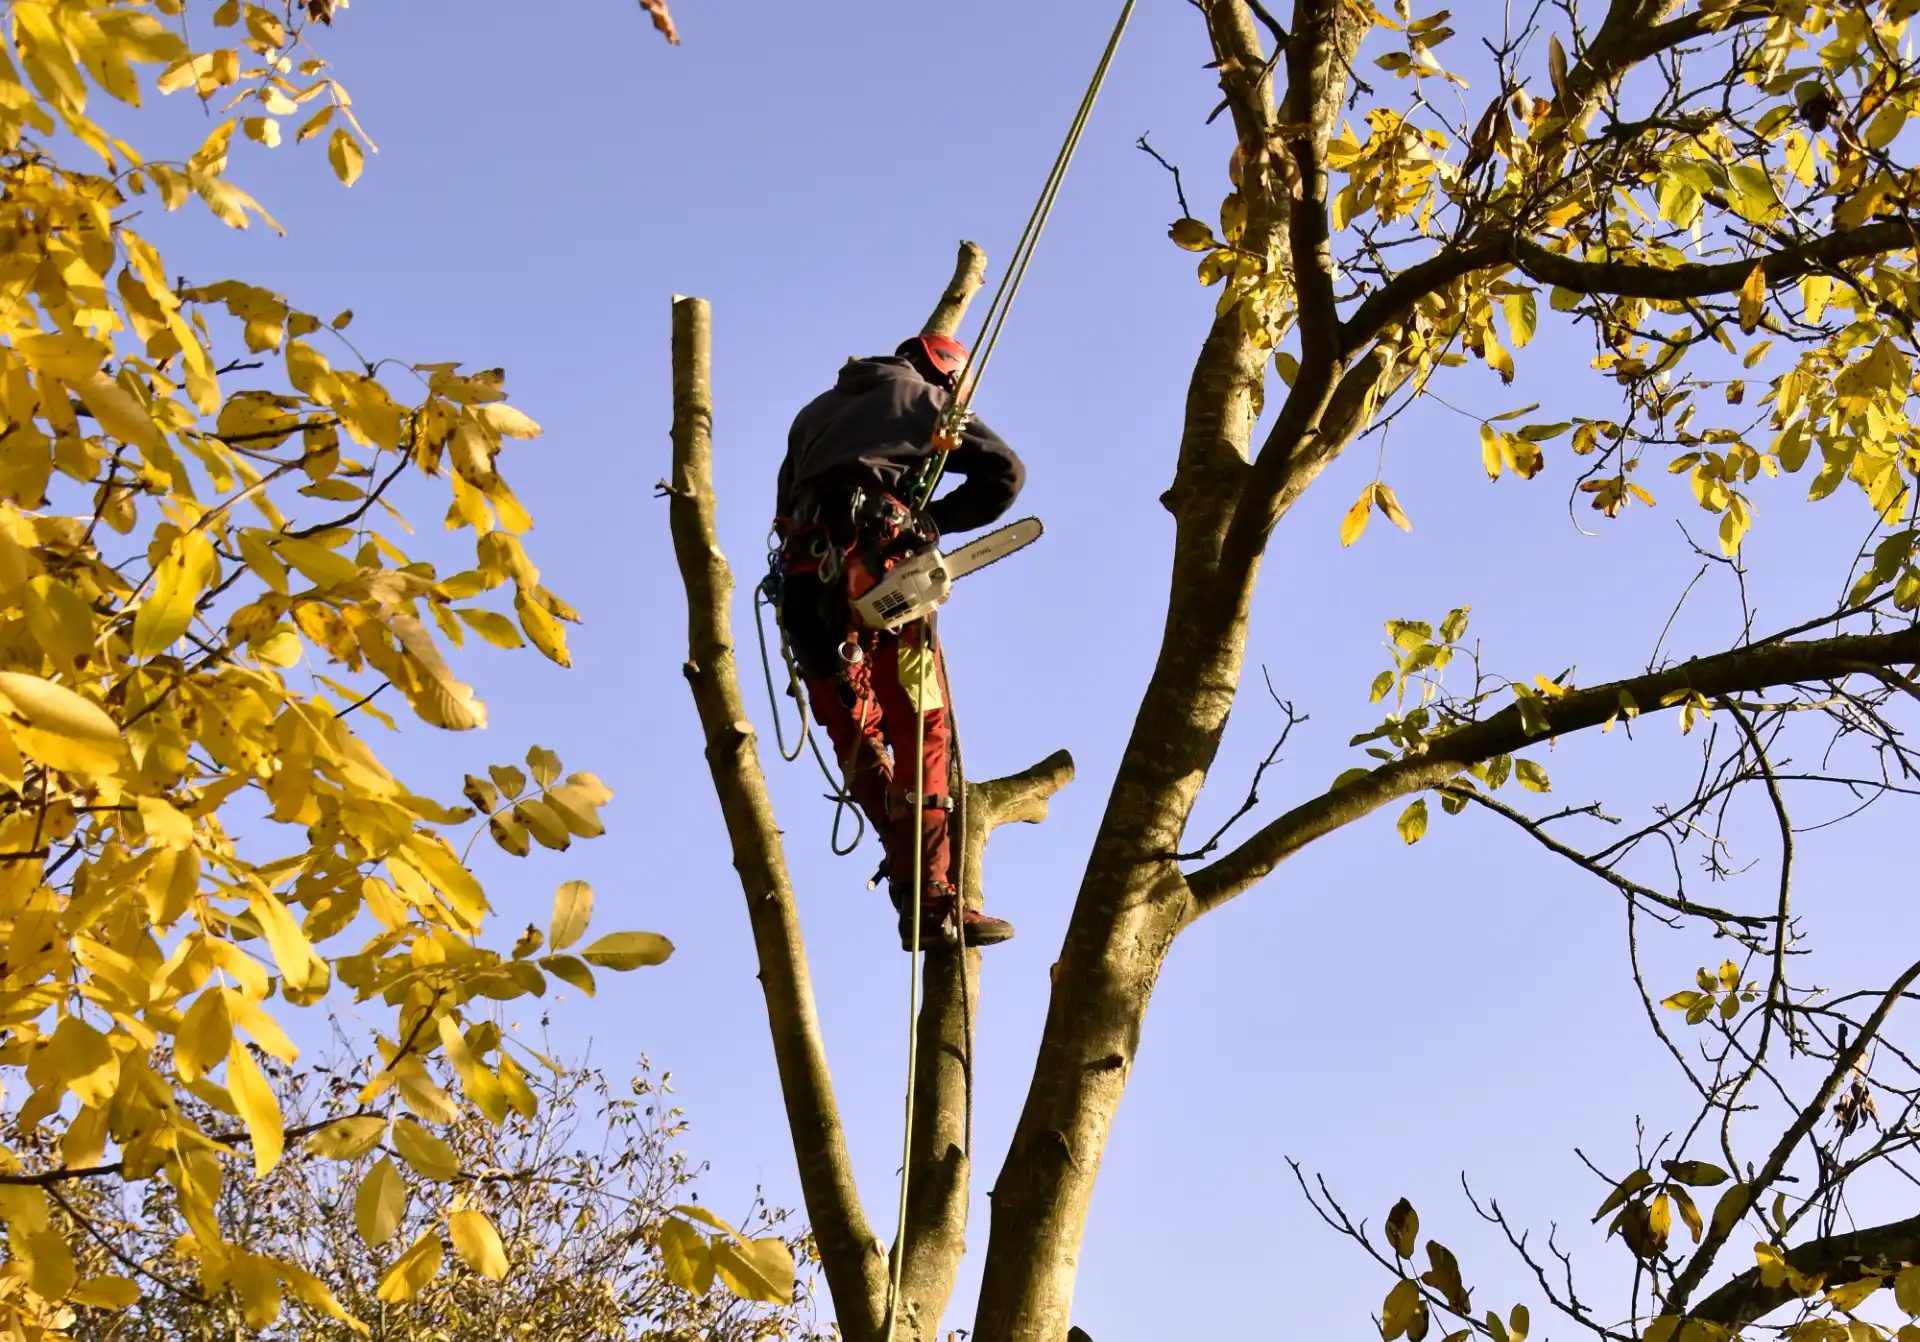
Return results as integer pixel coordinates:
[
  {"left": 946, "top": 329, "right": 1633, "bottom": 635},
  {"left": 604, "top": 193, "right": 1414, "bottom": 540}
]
[{"left": 142, "top": 2, "right": 1917, "bottom": 1336}]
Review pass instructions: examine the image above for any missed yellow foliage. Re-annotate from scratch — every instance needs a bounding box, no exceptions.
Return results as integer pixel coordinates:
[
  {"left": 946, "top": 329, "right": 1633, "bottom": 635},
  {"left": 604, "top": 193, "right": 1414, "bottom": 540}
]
[{"left": 0, "top": 1, "right": 696, "bottom": 1330}]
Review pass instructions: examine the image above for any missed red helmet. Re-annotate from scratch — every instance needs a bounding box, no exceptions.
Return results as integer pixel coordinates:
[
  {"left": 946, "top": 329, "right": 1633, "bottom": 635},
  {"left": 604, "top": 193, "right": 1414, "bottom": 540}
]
[{"left": 898, "top": 333, "right": 970, "bottom": 384}]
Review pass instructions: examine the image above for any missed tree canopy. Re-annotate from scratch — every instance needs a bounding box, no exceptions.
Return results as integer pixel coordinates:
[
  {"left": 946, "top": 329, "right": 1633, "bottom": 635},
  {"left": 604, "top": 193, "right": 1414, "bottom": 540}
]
[{"left": 667, "top": 1, "right": 1920, "bottom": 1340}]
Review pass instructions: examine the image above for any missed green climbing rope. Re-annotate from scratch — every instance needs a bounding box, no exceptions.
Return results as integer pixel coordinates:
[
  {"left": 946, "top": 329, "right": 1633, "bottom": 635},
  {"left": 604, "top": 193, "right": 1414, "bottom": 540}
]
[
  {"left": 882, "top": 6, "right": 1137, "bottom": 1336},
  {"left": 911, "top": 0, "right": 1139, "bottom": 514}
]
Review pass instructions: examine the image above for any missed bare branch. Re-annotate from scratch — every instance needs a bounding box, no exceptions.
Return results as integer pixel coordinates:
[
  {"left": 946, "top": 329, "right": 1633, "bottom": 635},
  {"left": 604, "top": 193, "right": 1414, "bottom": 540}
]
[
  {"left": 666, "top": 295, "right": 888, "bottom": 1338},
  {"left": 1135, "top": 134, "right": 1192, "bottom": 219},
  {"left": 1186, "top": 622, "right": 1920, "bottom": 917},
  {"left": 1166, "top": 687, "right": 1306, "bottom": 861},
  {"left": 1445, "top": 786, "right": 1768, "bottom": 929}
]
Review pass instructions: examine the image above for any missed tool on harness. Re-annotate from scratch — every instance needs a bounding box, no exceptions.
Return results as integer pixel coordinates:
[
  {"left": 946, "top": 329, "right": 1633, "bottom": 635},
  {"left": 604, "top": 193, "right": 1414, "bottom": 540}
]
[{"left": 853, "top": 515, "right": 1044, "bottom": 633}]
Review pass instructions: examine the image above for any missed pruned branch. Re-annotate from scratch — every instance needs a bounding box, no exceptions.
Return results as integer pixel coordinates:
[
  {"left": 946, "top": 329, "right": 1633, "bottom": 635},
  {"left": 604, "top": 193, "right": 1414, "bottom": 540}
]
[
  {"left": 666, "top": 295, "right": 889, "bottom": 1338},
  {"left": 921, "top": 241, "right": 988, "bottom": 340},
  {"left": 898, "top": 749, "right": 1073, "bottom": 1324},
  {"left": 1185, "top": 622, "right": 1920, "bottom": 917}
]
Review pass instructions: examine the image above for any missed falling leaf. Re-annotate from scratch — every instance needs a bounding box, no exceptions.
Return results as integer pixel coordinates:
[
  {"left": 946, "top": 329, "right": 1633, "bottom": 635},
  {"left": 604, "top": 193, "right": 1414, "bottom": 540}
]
[{"left": 639, "top": 0, "right": 680, "bottom": 44}]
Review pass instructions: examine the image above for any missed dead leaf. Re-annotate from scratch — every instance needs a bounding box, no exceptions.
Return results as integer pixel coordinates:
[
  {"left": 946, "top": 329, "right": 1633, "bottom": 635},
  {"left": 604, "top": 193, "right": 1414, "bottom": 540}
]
[{"left": 639, "top": 0, "right": 679, "bottom": 44}]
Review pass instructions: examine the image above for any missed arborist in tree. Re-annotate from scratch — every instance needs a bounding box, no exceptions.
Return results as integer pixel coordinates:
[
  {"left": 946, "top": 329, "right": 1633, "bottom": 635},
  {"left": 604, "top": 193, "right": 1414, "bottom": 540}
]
[{"left": 773, "top": 333, "right": 1024, "bottom": 951}]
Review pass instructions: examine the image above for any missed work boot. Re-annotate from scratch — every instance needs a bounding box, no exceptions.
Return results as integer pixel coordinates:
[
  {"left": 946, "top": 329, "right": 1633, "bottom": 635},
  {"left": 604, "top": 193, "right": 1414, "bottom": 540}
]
[{"left": 891, "top": 881, "right": 1015, "bottom": 952}]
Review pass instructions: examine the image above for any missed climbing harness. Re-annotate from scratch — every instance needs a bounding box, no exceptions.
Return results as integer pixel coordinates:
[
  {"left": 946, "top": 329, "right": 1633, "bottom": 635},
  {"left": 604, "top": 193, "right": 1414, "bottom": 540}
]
[{"left": 755, "top": 540, "right": 870, "bottom": 855}]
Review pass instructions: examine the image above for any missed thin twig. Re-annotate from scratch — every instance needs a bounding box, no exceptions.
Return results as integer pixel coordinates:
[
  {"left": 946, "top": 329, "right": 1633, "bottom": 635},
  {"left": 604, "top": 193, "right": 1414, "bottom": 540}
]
[
  {"left": 1168, "top": 679, "right": 1306, "bottom": 861},
  {"left": 1136, "top": 134, "right": 1192, "bottom": 219}
]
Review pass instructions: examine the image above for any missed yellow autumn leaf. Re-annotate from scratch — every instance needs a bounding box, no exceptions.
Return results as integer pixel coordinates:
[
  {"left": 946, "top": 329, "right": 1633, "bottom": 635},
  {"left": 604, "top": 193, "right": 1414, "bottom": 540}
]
[
  {"left": 1397, "top": 798, "right": 1428, "bottom": 844},
  {"left": 175, "top": 988, "right": 233, "bottom": 1084},
  {"left": 551, "top": 879, "right": 592, "bottom": 951},
  {"left": 1372, "top": 482, "right": 1412, "bottom": 531},
  {"left": 658, "top": 1217, "right": 714, "bottom": 1294},
  {"left": 376, "top": 1228, "right": 444, "bottom": 1302},
  {"left": 580, "top": 931, "right": 674, "bottom": 971},
  {"left": 1169, "top": 217, "right": 1216, "bottom": 250},
  {"left": 0, "top": 672, "right": 121, "bottom": 745},
  {"left": 449, "top": 1209, "right": 509, "bottom": 1280},
  {"left": 229, "top": 1252, "right": 283, "bottom": 1328},
  {"left": 274, "top": 535, "right": 360, "bottom": 587},
  {"left": 355, "top": 1157, "right": 407, "bottom": 1247},
  {"left": 456, "top": 606, "right": 525, "bottom": 649},
  {"left": 71, "top": 368, "right": 167, "bottom": 452},
  {"left": 226, "top": 1040, "right": 285, "bottom": 1177},
  {"left": 1503, "top": 290, "right": 1537, "bottom": 349},
  {"left": 1480, "top": 422, "right": 1503, "bottom": 480},
  {"left": 477, "top": 403, "right": 541, "bottom": 438},
  {"left": 47, "top": 1016, "right": 119, "bottom": 1106},
  {"left": 329, "top": 127, "right": 364, "bottom": 185},
  {"left": 27, "top": 1226, "right": 77, "bottom": 1302},
  {"left": 1739, "top": 262, "right": 1768, "bottom": 334},
  {"left": 1339, "top": 489, "right": 1371, "bottom": 547},
  {"left": 1483, "top": 328, "right": 1515, "bottom": 382},
  {"left": 12, "top": 331, "right": 111, "bottom": 381},
  {"left": 131, "top": 529, "right": 218, "bottom": 657},
  {"left": 280, "top": 1260, "right": 358, "bottom": 1326},
  {"left": 136, "top": 794, "right": 194, "bottom": 849},
  {"left": 515, "top": 588, "right": 571, "bottom": 667},
  {"left": 391, "top": 1118, "right": 460, "bottom": 1181},
  {"left": 249, "top": 891, "right": 325, "bottom": 994},
  {"left": 225, "top": 992, "right": 300, "bottom": 1062},
  {"left": 710, "top": 1235, "right": 796, "bottom": 1304},
  {"left": 70, "top": 1275, "right": 141, "bottom": 1309},
  {"left": 307, "top": 1115, "right": 387, "bottom": 1160}
]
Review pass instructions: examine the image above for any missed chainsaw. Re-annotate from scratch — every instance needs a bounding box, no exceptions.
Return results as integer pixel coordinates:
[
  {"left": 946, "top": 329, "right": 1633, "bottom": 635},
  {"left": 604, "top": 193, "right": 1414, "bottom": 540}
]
[{"left": 853, "top": 516, "right": 1043, "bottom": 633}]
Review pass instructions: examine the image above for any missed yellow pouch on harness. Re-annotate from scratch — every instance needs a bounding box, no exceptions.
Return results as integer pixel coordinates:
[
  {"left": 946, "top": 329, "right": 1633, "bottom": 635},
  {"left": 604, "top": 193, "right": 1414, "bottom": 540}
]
[{"left": 896, "top": 639, "right": 944, "bottom": 714}]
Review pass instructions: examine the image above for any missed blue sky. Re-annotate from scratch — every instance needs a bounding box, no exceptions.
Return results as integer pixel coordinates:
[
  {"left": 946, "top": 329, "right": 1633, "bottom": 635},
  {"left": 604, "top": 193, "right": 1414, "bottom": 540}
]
[{"left": 136, "top": 1, "right": 1920, "bottom": 1336}]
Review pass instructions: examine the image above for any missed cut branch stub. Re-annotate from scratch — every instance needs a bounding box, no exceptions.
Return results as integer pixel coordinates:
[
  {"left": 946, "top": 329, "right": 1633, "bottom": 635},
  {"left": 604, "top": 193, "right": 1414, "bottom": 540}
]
[
  {"left": 895, "top": 747, "right": 1073, "bottom": 1338},
  {"left": 921, "top": 241, "right": 988, "bottom": 340}
]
